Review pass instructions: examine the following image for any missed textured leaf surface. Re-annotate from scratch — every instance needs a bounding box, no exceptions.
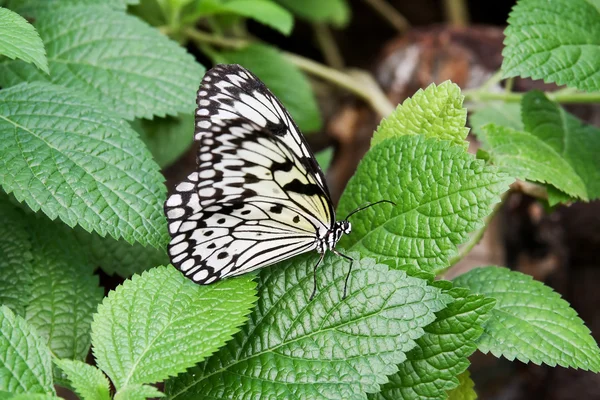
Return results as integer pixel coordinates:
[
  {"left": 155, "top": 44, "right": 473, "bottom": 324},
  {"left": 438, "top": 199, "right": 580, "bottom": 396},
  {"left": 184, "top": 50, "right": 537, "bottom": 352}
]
[
  {"left": 114, "top": 385, "right": 163, "bottom": 400},
  {"left": 469, "top": 102, "right": 523, "bottom": 136},
  {"left": 522, "top": 91, "right": 600, "bottom": 200},
  {"left": 0, "top": 306, "right": 54, "bottom": 394},
  {"left": 219, "top": 43, "right": 322, "bottom": 132},
  {"left": 502, "top": 0, "right": 600, "bottom": 91},
  {"left": 91, "top": 266, "right": 256, "bottom": 389},
  {"left": 275, "top": 0, "right": 349, "bottom": 26},
  {"left": 478, "top": 124, "right": 587, "bottom": 200},
  {"left": 73, "top": 228, "right": 168, "bottom": 278},
  {"left": 132, "top": 114, "right": 194, "bottom": 168},
  {"left": 454, "top": 267, "right": 600, "bottom": 371},
  {"left": 196, "top": 0, "right": 293, "bottom": 35},
  {"left": 446, "top": 371, "right": 476, "bottom": 400},
  {"left": 25, "top": 217, "right": 103, "bottom": 360},
  {"left": 372, "top": 82, "right": 469, "bottom": 148},
  {"left": 0, "top": 82, "right": 168, "bottom": 247},
  {"left": 0, "top": 6, "right": 203, "bottom": 120},
  {"left": 166, "top": 255, "right": 451, "bottom": 400},
  {"left": 54, "top": 359, "right": 110, "bottom": 400},
  {"left": 337, "top": 136, "right": 509, "bottom": 274},
  {"left": 0, "top": 7, "right": 47, "bottom": 73},
  {"left": 372, "top": 284, "right": 494, "bottom": 400},
  {"left": 0, "top": 198, "right": 33, "bottom": 316},
  {"left": 6, "top": 0, "right": 138, "bottom": 15}
]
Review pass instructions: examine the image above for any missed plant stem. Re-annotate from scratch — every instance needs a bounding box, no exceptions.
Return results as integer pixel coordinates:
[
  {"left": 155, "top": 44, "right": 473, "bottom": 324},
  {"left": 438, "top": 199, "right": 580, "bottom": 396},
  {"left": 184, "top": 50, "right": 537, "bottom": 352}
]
[
  {"left": 313, "top": 23, "right": 345, "bottom": 69},
  {"left": 443, "top": 0, "right": 469, "bottom": 27},
  {"left": 185, "top": 27, "right": 248, "bottom": 49},
  {"left": 283, "top": 52, "right": 395, "bottom": 117},
  {"left": 363, "top": 0, "right": 410, "bottom": 33},
  {"left": 465, "top": 88, "right": 600, "bottom": 104}
]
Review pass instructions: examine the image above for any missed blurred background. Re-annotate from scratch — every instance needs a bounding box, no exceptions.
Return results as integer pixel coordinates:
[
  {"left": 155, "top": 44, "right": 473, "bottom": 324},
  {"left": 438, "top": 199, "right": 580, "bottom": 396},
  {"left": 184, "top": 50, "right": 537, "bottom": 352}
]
[{"left": 157, "top": 0, "right": 600, "bottom": 398}]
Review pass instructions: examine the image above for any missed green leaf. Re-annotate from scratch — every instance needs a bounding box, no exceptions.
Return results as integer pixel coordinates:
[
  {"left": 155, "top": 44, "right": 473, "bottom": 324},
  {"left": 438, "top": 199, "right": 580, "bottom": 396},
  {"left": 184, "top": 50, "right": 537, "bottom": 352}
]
[
  {"left": 6, "top": 0, "right": 139, "bottom": 15},
  {"left": 478, "top": 124, "right": 588, "bottom": 200},
  {"left": 446, "top": 371, "right": 476, "bottom": 400},
  {"left": 454, "top": 266, "right": 600, "bottom": 371},
  {"left": 468, "top": 102, "right": 523, "bottom": 136},
  {"left": 502, "top": 0, "right": 600, "bottom": 91},
  {"left": 372, "top": 81, "right": 469, "bottom": 148},
  {"left": 373, "top": 285, "right": 494, "bottom": 400},
  {"left": 91, "top": 266, "right": 256, "bottom": 389},
  {"left": 73, "top": 228, "right": 168, "bottom": 278},
  {"left": 0, "top": 394, "right": 61, "bottom": 400},
  {"left": 275, "top": 0, "right": 349, "bottom": 26},
  {"left": 54, "top": 359, "right": 110, "bottom": 400},
  {"left": 337, "top": 136, "right": 510, "bottom": 274},
  {"left": 25, "top": 217, "right": 104, "bottom": 360},
  {"left": 0, "top": 7, "right": 48, "bottom": 73},
  {"left": 0, "top": 82, "right": 168, "bottom": 248},
  {"left": 132, "top": 114, "right": 194, "bottom": 168},
  {"left": 0, "top": 197, "right": 33, "bottom": 317},
  {"left": 0, "top": 306, "right": 54, "bottom": 394},
  {"left": 165, "top": 254, "right": 451, "bottom": 399},
  {"left": 0, "top": 5, "right": 204, "bottom": 120},
  {"left": 114, "top": 384, "right": 163, "bottom": 400},
  {"left": 522, "top": 91, "right": 600, "bottom": 200},
  {"left": 315, "top": 147, "right": 334, "bottom": 171},
  {"left": 219, "top": 43, "right": 322, "bottom": 132},
  {"left": 195, "top": 0, "right": 293, "bottom": 35}
]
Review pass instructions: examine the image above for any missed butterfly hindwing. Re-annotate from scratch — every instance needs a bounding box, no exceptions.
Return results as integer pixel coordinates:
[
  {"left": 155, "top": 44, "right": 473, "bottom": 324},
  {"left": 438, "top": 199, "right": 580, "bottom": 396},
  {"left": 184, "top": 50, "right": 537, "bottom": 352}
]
[{"left": 165, "top": 64, "right": 335, "bottom": 283}]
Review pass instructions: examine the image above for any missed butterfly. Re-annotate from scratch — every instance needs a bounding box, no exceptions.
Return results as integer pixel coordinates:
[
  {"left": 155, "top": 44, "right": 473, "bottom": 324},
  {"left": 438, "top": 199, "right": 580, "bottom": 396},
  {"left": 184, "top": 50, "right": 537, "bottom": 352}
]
[{"left": 164, "top": 64, "right": 393, "bottom": 299}]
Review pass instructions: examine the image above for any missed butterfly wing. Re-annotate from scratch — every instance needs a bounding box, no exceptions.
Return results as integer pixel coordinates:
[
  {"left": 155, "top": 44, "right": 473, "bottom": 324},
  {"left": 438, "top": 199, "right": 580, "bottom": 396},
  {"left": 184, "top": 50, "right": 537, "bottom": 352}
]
[{"left": 165, "top": 64, "right": 334, "bottom": 283}]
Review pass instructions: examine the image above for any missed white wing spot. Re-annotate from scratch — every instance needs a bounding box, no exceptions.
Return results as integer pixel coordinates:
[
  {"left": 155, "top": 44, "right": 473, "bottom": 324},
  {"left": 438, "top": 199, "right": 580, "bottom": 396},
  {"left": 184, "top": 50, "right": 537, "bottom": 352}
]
[
  {"left": 167, "top": 208, "right": 185, "bottom": 219},
  {"left": 176, "top": 182, "right": 195, "bottom": 192},
  {"left": 199, "top": 188, "right": 216, "bottom": 197},
  {"left": 200, "top": 153, "right": 212, "bottom": 161},
  {"left": 197, "top": 109, "right": 209, "bottom": 116},
  {"left": 197, "top": 120, "right": 211, "bottom": 128},
  {"left": 193, "top": 269, "right": 209, "bottom": 281},
  {"left": 170, "top": 242, "right": 189, "bottom": 255},
  {"left": 166, "top": 194, "right": 182, "bottom": 207},
  {"left": 180, "top": 258, "right": 196, "bottom": 272}
]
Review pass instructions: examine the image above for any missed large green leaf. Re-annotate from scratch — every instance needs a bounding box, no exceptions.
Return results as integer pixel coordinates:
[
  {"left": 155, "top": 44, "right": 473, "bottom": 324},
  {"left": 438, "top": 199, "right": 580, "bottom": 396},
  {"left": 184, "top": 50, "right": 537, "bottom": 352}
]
[
  {"left": 0, "top": 82, "right": 167, "bottom": 248},
  {"left": 446, "top": 371, "right": 476, "bottom": 400},
  {"left": 468, "top": 102, "right": 523, "bottom": 136},
  {"left": 337, "top": 136, "right": 509, "bottom": 274},
  {"left": 372, "top": 284, "right": 494, "bottom": 399},
  {"left": 0, "top": 7, "right": 47, "bottom": 73},
  {"left": 219, "top": 43, "right": 322, "bottom": 132},
  {"left": 54, "top": 359, "right": 111, "bottom": 400},
  {"left": 25, "top": 217, "right": 103, "bottom": 360},
  {"left": 372, "top": 81, "right": 469, "bottom": 148},
  {"left": 6, "top": 0, "right": 138, "bottom": 15},
  {"left": 0, "top": 306, "right": 54, "bottom": 395},
  {"left": 274, "top": 0, "right": 349, "bottom": 26},
  {"left": 0, "top": 197, "right": 33, "bottom": 317},
  {"left": 165, "top": 254, "right": 451, "bottom": 399},
  {"left": 502, "top": 0, "right": 600, "bottom": 91},
  {"left": 454, "top": 266, "right": 600, "bottom": 371},
  {"left": 522, "top": 91, "right": 600, "bottom": 200},
  {"left": 114, "top": 384, "right": 163, "bottom": 400},
  {"left": 478, "top": 124, "right": 588, "bottom": 200},
  {"left": 91, "top": 266, "right": 256, "bottom": 389},
  {"left": 132, "top": 114, "right": 194, "bottom": 168},
  {"left": 0, "top": 5, "right": 203, "bottom": 120}
]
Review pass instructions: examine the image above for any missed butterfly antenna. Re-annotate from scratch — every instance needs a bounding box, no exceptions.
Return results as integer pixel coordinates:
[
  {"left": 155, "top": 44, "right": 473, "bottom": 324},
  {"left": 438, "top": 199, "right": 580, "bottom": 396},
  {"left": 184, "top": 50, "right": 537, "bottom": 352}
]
[{"left": 344, "top": 200, "right": 396, "bottom": 221}]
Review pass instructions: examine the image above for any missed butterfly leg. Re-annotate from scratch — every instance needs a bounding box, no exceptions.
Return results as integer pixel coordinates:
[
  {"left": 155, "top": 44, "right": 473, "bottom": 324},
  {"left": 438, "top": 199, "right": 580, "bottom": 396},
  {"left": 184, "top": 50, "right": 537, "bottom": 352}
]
[
  {"left": 310, "top": 252, "right": 326, "bottom": 301},
  {"left": 331, "top": 249, "right": 354, "bottom": 299}
]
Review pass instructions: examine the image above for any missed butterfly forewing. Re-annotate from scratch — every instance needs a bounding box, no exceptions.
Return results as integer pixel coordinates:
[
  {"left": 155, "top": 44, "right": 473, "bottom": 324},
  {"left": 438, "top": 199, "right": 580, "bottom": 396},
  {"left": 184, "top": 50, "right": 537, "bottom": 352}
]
[{"left": 165, "top": 64, "right": 334, "bottom": 284}]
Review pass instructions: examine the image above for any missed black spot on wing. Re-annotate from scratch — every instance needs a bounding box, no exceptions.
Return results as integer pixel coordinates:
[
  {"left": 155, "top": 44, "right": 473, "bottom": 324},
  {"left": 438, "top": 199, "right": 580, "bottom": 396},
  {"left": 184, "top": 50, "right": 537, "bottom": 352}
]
[{"left": 282, "top": 179, "right": 324, "bottom": 196}]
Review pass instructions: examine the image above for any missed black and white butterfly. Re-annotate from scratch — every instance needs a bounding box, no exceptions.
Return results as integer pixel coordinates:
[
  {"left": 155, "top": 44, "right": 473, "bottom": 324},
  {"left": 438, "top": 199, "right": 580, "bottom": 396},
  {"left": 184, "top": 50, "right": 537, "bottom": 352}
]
[{"left": 165, "top": 64, "right": 392, "bottom": 299}]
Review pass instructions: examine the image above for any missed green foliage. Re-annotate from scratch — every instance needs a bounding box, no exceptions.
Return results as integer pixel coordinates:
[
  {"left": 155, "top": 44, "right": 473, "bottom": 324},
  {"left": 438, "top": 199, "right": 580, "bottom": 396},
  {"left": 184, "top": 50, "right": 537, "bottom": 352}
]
[
  {"left": 372, "top": 82, "right": 469, "bottom": 148},
  {"left": 373, "top": 284, "right": 494, "bottom": 400},
  {"left": 502, "top": 0, "right": 600, "bottom": 91},
  {"left": 114, "top": 385, "right": 163, "bottom": 400},
  {"left": 0, "top": 7, "right": 48, "bottom": 73},
  {"left": 446, "top": 371, "right": 476, "bottom": 400},
  {"left": 275, "top": 0, "right": 349, "bottom": 26},
  {"left": 194, "top": 0, "right": 293, "bottom": 35},
  {"left": 91, "top": 266, "right": 256, "bottom": 389},
  {"left": 132, "top": 114, "right": 195, "bottom": 168},
  {"left": 522, "top": 91, "right": 600, "bottom": 200},
  {"left": 0, "top": 5, "right": 204, "bottom": 120},
  {"left": 454, "top": 267, "right": 600, "bottom": 371},
  {"left": 338, "top": 136, "right": 510, "bottom": 274},
  {"left": 0, "top": 306, "right": 54, "bottom": 395},
  {"left": 6, "top": 0, "right": 138, "bottom": 15},
  {"left": 166, "top": 255, "right": 451, "bottom": 399},
  {"left": 219, "top": 44, "right": 322, "bottom": 132},
  {"left": 469, "top": 102, "right": 523, "bottom": 136},
  {"left": 478, "top": 124, "right": 588, "bottom": 200},
  {"left": 54, "top": 359, "right": 111, "bottom": 400},
  {"left": 0, "top": 82, "right": 168, "bottom": 248},
  {"left": 315, "top": 147, "right": 334, "bottom": 171}
]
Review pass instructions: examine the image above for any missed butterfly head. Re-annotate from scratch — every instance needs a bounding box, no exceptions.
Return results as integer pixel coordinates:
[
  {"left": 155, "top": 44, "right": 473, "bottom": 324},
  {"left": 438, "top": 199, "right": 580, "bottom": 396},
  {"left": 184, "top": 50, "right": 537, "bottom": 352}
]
[{"left": 340, "top": 220, "right": 352, "bottom": 235}]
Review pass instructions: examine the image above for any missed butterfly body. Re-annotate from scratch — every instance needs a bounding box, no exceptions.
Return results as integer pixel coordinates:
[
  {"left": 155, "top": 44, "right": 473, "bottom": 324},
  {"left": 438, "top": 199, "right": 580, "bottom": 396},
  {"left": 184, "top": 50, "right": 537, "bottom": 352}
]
[{"left": 165, "top": 64, "right": 354, "bottom": 290}]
